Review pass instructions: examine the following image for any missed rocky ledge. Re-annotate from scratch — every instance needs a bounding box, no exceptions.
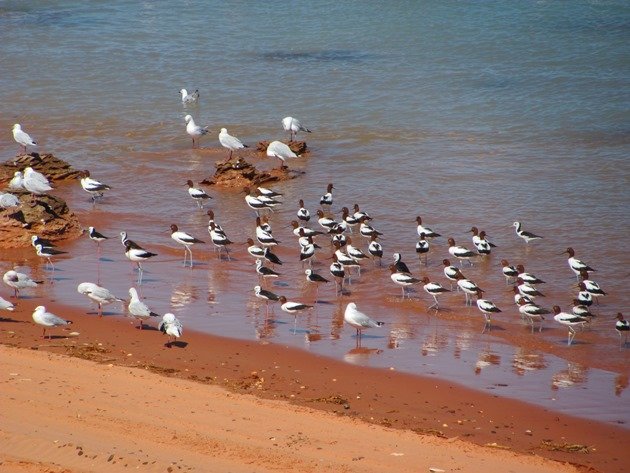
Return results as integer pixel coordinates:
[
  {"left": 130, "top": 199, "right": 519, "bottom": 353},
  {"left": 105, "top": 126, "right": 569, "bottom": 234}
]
[
  {"left": 0, "top": 152, "right": 83, "bottom": 183},
  {"left": 200, "top": 157, "right": 304, "bottom": 189},
  {"left": 0, "top": 153, "right": 83, "bottom": 249}
]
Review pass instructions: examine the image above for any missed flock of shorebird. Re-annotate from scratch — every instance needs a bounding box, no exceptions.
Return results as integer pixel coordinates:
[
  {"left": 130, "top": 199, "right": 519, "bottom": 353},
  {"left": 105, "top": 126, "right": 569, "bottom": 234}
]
[{"left": 3, "top": 93, "right": 628, "bottom": 349}]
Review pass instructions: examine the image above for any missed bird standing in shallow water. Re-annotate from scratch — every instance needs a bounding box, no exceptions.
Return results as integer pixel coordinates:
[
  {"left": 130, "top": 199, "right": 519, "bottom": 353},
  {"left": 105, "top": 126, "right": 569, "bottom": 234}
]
[
  {"left": 421, "top": 277, "right": 450, "bottom": 310},
  {"left": 564, "top": 247, "right": 596, "bottom": 280},
  {"left": 344, "top": 302, "right": 383, "bottom": 341},
  {"left": 512, "top": 221, "right": 542, "bottom": 244},
  {"left": 475, "top": 289, "right": 501, "bottom": 333},
  {"left": 389, "top": 265, "right": 421, "bottom": 299},
  {"left": 553, "top": 305, "right": 588, "bottom": 346},
  {"left": 77, "top": 282, "right": 123, "bottom": 317},
  {"left": 282, "top": 116, "right": 311, "bottom": 141},
  {"left": 180, "top": 88, "right": 199, "bottom": 104},
  {"left": 186, "top": 180, "right": 212, "bottom": 208},
  {"left": 170, "top": 224, "right": 205, "bottom": 267},
  {"left": 184, "top": 115, "right": 209, "bottom": 148},
  {"left": 616, "top": 313, "right": 629, "bottom": 347}
]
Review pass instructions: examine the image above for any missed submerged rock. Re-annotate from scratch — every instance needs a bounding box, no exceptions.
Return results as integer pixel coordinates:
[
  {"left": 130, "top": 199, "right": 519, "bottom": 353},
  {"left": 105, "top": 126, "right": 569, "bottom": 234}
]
[{"left": 200, "top": 158, "right": 304, "bottom": 189}]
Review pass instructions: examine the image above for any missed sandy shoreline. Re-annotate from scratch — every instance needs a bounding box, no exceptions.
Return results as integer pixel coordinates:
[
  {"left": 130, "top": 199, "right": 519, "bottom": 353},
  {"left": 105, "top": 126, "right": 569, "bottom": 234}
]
[{"left": 1, "top": 300, "right": 628, "bottom": 473}]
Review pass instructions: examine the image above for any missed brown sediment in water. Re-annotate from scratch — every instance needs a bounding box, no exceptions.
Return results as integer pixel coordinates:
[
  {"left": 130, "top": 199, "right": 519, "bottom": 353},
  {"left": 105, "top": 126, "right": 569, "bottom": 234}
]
[{"left": 1, "top": 299, "right": 628, "bottom": 473}]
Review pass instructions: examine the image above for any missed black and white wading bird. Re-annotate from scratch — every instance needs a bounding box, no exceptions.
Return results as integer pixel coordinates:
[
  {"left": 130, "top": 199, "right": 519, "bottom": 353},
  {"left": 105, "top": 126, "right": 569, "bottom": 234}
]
[
  {"left": 88, "top": 227, "right": 109, "bottom": 251},
  {"left": 553, "top": 305, "right": 588, "bottom": 346},
  {"left": 474, "top": 289, "right": 501, "bottom": 333},
  {"left": 389, "top": 265, "right": 421, "bottom": 299},
  {"left": 186, "top": 180, "right": 212, "bottom": 208},
  {"left": 170, "top": 224, "right": 205, "bottom": 267},
  {"left": 421, "top": 277, "right": 450, "bottom": 310},
  {"left": 80, "top": 170, "right": 111, "bottom": 202},
  {"left": 512, "top": 221, "right": 542, "bottom": 244}
]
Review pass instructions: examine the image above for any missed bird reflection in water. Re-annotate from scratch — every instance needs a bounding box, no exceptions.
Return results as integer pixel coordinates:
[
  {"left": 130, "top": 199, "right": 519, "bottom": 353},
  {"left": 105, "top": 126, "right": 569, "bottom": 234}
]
[
  {"left": 344, "top": 346, "right": 383, "bottom": 365},
  {"left": 170, "top": 280, "right": 199, "bottom": 308},
  {"left": 387, "top": 327, "right": 414, "bottom": 349},
  {"left": 329, "top": 302, "right": 345, "bottom": 340},
  {"left": 453, "top": 332, "right": 473, "bottom": 359},
  {"left": 551, "top": 362, "right": 588, "bottom": 390},
  {"left": 474, "top": 348, "right": 501, "bottom": 374},
  {"left": 614, "top": 373, "right": 628, "bottom": 397},
  {"left": 511, "top": 347, "right": 548, "bottom": 376}
]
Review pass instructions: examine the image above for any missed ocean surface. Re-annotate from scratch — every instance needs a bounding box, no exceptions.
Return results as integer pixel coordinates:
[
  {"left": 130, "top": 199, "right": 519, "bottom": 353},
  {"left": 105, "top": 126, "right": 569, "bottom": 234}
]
[{"left": 1, "top": 1, "right": 629, "bottom": 425}]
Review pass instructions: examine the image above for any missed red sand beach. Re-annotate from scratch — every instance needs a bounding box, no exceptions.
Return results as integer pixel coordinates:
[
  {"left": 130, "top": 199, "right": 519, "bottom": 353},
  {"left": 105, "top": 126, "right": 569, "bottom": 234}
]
[{"left": 1, "top": 298, "right": 628, "bottom": 473}]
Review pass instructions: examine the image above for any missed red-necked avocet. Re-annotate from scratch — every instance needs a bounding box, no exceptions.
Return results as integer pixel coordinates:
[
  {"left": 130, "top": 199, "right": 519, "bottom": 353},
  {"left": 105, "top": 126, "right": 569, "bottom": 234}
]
[
  {"left": 186, "top": 180, "right": 212, "bottom": 208},
  {"left": 447, "top": 237, "right": 478, "bottom": 267},
  {"left": 517, "top": 299, "right": 549, "bottom": 333},
  {"left": 563, "top": 247, "right": 596, "bottom": 280},
  {"left": 415, "top": 216, "right": 441, "bottom": 239},
  {"left": 475, "top": 289, "right": 501, "bottom": 333},
  {"left": 389, "top": 265, "right": 421, "bottom": 299},
  {"left": 553, "top": 305, "right": 588, "bottom": 346},
  {"left": 456, "top": 273, "right": 483, "bottom": 306},
  {"left": 500, "top": 259, "right": 518, "bottom": 285},
  {"left": 416, "top": 233, "right": 430, "bottom": 265},
  {"left": 516, "top": 264, "right": 546, "bottom": 285},
  {"left": 170, "top": 224, "right": 205, "bottom": 267},
  {"left": 421, "top": 277, "right": 450, "bottom": 310}
]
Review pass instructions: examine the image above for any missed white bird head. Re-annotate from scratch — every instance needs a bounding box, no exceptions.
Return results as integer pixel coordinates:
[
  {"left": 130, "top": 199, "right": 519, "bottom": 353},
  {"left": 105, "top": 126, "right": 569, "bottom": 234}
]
[
  {"left": 12, "top": 124, "right": 21, "bottom": 131},
  {"left": 346, "top": 302, "right": 357, "bottom": 311},
  {"left": 162, "top": 313, "right": 176, "bottom": 323},
  {"left": 184, "top": 115, "right": 193, "bottom": 123}
]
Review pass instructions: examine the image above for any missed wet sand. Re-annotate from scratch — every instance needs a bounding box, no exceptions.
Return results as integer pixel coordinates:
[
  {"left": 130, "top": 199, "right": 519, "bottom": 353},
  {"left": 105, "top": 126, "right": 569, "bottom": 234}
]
[{"left": 1, "top": 300, "right": 627, "bottom": 473}]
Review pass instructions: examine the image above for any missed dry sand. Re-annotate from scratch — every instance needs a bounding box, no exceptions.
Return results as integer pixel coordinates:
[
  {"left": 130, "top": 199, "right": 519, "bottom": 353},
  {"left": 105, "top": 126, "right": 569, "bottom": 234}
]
[{"left": 1, "top": 301, "right": 627, "bottom": 472}]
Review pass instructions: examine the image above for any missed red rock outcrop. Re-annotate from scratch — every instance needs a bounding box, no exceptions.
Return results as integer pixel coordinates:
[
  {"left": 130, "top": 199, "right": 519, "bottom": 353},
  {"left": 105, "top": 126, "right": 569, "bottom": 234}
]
[
  {"left": 200, "top": 158, "right": 304, "bottom": 189},
  {"left": 0, "top": 153, "right": 83, "bottom": 249}
]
